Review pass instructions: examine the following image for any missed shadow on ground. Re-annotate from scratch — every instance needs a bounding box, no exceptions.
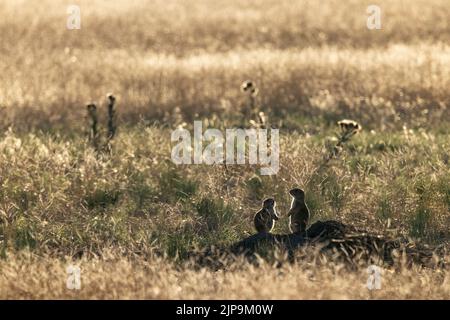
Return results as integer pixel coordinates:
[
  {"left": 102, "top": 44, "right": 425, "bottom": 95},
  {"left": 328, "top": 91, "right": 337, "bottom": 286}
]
[{"left": 190, "top": 220, "right": 448, "bottom": 270}]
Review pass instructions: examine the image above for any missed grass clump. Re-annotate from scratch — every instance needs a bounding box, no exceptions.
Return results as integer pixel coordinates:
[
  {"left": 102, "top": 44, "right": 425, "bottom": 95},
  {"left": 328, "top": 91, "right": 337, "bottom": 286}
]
[
  {"left": 196, "top": 197, "right": 235, "bottom": 233},
  {"left": 158, "top": 167, "right": 198, "bottom": 203}
]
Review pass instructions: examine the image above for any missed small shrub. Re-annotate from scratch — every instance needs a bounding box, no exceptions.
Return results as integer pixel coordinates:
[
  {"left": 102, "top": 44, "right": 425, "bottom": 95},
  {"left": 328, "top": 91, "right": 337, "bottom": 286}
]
[{"left": 195, "top": 197, "right": 234, "bottom": 233}]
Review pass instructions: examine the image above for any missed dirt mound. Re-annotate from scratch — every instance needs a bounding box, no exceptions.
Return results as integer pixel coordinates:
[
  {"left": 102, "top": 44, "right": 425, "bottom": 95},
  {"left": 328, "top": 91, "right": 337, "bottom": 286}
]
[{"left": 190, "top": 220, "right": 448, "bottom": 269}]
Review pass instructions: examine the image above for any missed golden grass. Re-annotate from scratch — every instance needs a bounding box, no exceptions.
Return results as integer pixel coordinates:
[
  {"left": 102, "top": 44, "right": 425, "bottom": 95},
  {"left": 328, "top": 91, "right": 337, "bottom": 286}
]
[
  {"left": 2, "top": 44, "right": 449, "bottom": 130},
  {"left": 1, "top": 0, "right": 449, "bottom": 130},
  {"left": 0, "top": 252, "right": 448, "bottom": 299},
  {"left": 0, "top": 127, "right": 448, "bottom": 255},
  {"left": 0, "top": 0, "right": 449, "bottom": 299}
]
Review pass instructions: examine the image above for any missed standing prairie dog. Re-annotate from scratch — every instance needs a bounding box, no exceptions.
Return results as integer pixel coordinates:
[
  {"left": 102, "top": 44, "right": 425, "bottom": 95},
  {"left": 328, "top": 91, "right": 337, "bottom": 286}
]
[
  {"left": 288, "top": 188, "right": 310, "bottom": 236},
  {"left": 254, "top": 198, "right": 279, "bottom": 233}
]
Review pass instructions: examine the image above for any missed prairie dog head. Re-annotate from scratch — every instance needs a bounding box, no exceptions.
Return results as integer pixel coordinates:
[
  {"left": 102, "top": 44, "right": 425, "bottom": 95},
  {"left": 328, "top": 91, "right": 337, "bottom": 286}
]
[
  {"left": 262, "top": 198, "right": 278, "bottom": 220},
  {"left": 289, "top": 188, "right": 305, "bottom": 201}
]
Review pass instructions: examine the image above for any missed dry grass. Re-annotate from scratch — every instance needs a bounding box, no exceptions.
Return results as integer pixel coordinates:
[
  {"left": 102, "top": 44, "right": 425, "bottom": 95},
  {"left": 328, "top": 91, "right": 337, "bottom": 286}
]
[
  {"left": 0, "top": 127, "right": 448, "bottom": 256},
  {"left": 2, "top": 44, "right": 450, "bottom": 131},
  {"left": 1, "top": 0, "right": 449, "bottom": 130},
  {"left": 1, "top": 252, "right": 448, "bottom": 300},
  {"left": 0, "top": 0, "right": 449, "bottom": 299}
]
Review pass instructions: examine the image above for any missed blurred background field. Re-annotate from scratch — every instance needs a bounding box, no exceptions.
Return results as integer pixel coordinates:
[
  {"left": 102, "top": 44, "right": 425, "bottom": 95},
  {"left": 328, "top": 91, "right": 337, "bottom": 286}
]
[
  {"left": 0, "top": 0, "right": 449, "bottom": 299},
  {"left": 1, "top": 0, "right": 449, "bottom": 131}
]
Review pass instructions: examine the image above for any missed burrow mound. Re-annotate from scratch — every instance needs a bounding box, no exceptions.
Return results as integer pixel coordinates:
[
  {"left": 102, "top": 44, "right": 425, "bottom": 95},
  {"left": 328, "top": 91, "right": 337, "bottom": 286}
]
[{"left": 190, "top": 220, "right": 448, "bottom": 269}]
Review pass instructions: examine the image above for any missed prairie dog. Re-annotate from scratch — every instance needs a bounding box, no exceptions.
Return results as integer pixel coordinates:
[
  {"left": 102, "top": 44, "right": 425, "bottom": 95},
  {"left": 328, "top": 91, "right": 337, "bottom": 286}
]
[
  {"left": 254, "top": 198, "right": 279, "bottom": 233},
  {"left": 288, "top": 188, "right": 310, "bottom": 236}
]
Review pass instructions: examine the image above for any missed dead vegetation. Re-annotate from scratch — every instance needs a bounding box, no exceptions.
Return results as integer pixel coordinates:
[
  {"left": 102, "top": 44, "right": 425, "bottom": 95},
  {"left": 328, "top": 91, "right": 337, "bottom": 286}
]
[{"left": 0, "top": 0, "right": 449, "bottom": 299}]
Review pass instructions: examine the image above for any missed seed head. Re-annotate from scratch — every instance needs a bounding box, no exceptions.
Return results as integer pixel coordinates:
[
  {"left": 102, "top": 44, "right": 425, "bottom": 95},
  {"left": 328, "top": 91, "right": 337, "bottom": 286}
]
[
  {"left": 337, "top": 119, "right": 362, "bottom": 135},
  {"left": 241, "top": 80, "right": 254, "bottom": 92},
  {"left": 241, "top": 80, "right": 259, "bottom": 97},
  {"left": 106, "top": 93, "right": 116, "bottom": 103}
]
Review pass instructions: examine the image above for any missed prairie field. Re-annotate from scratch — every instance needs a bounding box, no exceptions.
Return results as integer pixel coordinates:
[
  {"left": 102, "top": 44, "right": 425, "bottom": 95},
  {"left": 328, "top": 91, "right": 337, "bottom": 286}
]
[{"left": 0, "top": 0, "right": 449, "bottom": 299}]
